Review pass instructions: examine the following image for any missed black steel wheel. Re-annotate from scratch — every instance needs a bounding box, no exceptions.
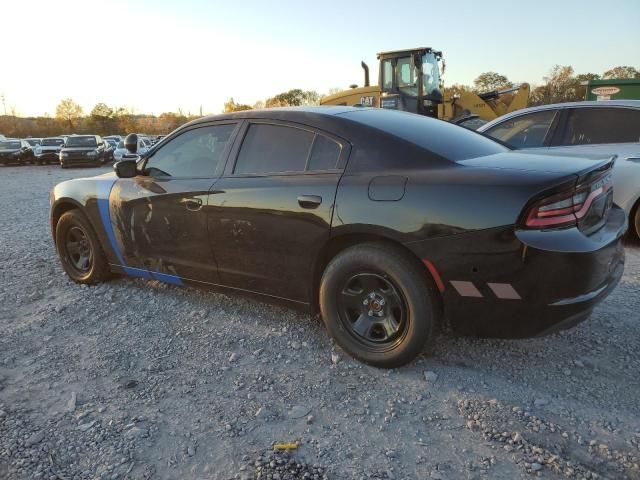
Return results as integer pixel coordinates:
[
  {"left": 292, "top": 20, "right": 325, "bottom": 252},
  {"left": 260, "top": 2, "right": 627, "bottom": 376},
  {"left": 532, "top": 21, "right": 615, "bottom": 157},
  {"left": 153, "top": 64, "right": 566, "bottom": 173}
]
[
  {"left": 55, "top": 210, "right": 110, "bottom": 284},
  {"left": 338, "top": 273, "right": 408, "bottom": 348},
  {"left": 320, "top": 243, "right": 440, "bottom": 368}
]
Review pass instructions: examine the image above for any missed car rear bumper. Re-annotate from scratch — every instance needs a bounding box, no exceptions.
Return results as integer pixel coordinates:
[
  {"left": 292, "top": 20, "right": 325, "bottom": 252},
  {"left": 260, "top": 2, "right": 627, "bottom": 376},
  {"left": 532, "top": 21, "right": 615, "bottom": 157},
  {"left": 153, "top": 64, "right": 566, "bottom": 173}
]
[{"left": 405, "top": 206, "right": 627, "bottom": 338}]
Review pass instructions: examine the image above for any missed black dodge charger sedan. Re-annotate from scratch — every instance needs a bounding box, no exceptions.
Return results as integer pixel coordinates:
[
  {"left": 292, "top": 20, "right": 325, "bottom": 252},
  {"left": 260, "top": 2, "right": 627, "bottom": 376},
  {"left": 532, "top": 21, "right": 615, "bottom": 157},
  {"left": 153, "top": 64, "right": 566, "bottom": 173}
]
[{"left": 50, "top": 107, "right": 626, "bottom": 367}]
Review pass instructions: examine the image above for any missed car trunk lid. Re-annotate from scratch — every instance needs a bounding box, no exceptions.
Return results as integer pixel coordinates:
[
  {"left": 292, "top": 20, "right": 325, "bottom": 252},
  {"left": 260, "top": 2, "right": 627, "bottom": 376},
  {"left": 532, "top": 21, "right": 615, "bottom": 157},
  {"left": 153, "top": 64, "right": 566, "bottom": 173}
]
[{"left": 457, "top": 151, "right": 616, "bottom": 176}]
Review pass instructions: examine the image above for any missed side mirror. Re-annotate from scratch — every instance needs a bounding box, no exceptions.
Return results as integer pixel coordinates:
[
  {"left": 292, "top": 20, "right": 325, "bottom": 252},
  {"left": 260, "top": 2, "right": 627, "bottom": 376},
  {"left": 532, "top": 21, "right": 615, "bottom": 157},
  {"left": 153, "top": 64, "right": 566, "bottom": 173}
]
[
  {"left": 113, "top": 159, "right": 137, "bottom": 178},
  {"left": 124, "top": 133, "right": 138, "bottom": 154}
]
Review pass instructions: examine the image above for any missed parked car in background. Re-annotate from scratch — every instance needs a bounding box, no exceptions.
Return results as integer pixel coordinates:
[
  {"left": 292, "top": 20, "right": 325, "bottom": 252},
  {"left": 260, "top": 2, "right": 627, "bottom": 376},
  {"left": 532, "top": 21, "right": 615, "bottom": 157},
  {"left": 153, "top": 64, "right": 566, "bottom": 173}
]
[
  {"left": 103, "top": 138, "right": 114, "bottom": 162},
  {"left": 103, "top": 135, "right": 122, "bottom": 144},
  {"left": 25, "top": 138, "right": 42, "bottom": 150},
  {"left": 478, "top": 100, "right": 640, "bottom": 237},
  {"left": 35, "top": 137, "right": 66, "bottom": 164},
  {"left": 113, "top": 137, "right": 149, "bottom": 162},
  {"left": 50, "top": 107, "right": 626, "bottom": 367},
  {"left": 59, "top": 135, "right": 110, "bottom": 168},
  {"left": 0, "top": 139, "right": 35, "bottom": 165}
]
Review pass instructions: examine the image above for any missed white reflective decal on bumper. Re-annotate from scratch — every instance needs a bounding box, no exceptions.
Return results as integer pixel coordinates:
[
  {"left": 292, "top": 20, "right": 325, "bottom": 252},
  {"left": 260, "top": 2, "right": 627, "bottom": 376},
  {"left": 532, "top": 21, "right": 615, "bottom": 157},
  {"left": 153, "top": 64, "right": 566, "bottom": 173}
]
[
  {"left": 450, "top": 281, "right": 483, "bottom": 298},
  {"left": 488, "top": 283, "right": 522, "bottom": 300}
]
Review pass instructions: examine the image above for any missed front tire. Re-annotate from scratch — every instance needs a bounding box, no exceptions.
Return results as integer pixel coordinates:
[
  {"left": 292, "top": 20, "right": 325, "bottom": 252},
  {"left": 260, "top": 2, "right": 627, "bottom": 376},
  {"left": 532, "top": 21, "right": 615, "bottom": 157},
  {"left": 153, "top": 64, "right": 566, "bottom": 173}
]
[
  {"left": 319, "top": 243, "right": 439, "bottom": 368},
  {"left": 55, "top": 210, "right": 110, "bottom": 284}
]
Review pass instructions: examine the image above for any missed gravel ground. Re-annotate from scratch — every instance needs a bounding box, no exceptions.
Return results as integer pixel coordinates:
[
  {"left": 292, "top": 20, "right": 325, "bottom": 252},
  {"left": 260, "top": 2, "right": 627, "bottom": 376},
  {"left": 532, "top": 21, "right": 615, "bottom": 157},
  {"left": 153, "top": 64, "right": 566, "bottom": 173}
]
[{"left": 1, "top": 165, "right": 639, "bottom": 480}]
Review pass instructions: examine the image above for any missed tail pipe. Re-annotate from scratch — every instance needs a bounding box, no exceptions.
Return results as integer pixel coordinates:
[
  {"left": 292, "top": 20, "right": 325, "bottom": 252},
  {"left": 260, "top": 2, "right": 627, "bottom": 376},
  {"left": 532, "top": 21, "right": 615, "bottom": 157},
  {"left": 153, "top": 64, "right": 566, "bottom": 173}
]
[{"left": 361, "top": 61, "right": 370, "bottom": 87}]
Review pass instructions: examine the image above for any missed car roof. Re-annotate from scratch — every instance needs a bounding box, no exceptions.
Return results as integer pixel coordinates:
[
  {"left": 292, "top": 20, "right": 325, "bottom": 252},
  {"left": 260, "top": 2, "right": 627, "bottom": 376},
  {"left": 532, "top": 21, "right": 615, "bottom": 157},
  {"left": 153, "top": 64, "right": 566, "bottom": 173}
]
[
  {"left": 479, "top": 100, "right": 640, "bottom": 131},
  {"left": 190, "top": 106, "right": 361, "bottom": 124}
]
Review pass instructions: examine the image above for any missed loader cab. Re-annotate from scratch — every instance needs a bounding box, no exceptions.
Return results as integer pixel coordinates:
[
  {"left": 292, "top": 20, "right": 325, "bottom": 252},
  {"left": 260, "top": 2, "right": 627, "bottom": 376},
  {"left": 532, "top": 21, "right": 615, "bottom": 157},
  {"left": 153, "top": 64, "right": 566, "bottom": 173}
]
[{"left": 378, "top": 48, "right": 443, "bottom": 118}]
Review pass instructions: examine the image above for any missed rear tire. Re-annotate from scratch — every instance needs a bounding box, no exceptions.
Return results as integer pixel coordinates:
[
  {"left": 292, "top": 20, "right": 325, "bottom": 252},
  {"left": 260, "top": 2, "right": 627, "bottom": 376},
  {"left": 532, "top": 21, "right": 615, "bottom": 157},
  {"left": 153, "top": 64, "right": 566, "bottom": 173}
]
[
  {"left": 319, "top": 243, "right": 439, "bottom": 368},
  {"left": 55, "top": 210, "right": 111, "bottom": 284},
  {"left": 634, "top": 205, "right": 640, "bottom": 239}
]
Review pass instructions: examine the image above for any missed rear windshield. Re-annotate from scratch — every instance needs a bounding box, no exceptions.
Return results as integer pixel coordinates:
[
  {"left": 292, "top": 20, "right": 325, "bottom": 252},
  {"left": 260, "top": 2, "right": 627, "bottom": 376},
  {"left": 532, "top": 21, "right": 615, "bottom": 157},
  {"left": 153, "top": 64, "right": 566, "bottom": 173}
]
[
  {"left": 342, "top": 109, "right": 508, "bottom": 161},
  {"left": 42, "top": 138, "right": 64, "bottom": 146},
  {"left": 65, "top": 136, "right": 97, "bottom": 147},
  {"left": 26, "top": 139, "right": 40, "bottom": 146},
  {"left": 0, "top": 141, "right": 21, "bottom": 149}
]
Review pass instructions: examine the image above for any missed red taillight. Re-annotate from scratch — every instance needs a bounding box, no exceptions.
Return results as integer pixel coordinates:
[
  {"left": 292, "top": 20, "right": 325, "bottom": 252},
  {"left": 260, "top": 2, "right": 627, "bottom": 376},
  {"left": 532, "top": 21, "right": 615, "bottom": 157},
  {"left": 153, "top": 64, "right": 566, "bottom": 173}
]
[{"left": 525, "top": 176, "right": 612, "bottom": 229}]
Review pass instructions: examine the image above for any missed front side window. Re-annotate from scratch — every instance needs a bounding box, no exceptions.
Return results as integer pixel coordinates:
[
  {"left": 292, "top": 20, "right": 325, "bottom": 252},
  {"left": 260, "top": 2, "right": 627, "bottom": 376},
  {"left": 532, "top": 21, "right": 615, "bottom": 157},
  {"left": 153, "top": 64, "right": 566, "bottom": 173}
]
[
  {"left": 234, "top": 124, "right": 314, "bottom": 175},
  {"left": 0, "top": 141, "right": 21, "bottom": 149},
  {"left": 421, "top": 52, "right": 440, "bottom": 95},
  {"left": 145, "top": 124, "right": 236, "bottom": 177},
  {"left": 484, "top": 110, "right": 557, "bottom": 148},
  {"left": 558, "top": 107, "right": 640, "bottom": 146},
  {"left": 382, "top": 60, "right": 393, "bottom": 90}
]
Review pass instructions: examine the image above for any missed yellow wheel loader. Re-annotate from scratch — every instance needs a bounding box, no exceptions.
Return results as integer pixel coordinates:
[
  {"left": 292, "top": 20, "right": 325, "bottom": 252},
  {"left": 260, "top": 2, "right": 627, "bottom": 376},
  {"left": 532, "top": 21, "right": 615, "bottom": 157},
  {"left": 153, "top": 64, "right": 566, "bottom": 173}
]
[{"left": 320, "top": 47, "right": 529, "bottom": 127}]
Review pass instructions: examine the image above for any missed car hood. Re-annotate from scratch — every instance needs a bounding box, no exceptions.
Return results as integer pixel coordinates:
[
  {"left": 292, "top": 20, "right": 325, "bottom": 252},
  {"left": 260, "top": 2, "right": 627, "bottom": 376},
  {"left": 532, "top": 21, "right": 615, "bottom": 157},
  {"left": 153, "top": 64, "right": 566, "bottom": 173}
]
[{"left": 457, "top": 151, "right": 615, "bottom": 176}]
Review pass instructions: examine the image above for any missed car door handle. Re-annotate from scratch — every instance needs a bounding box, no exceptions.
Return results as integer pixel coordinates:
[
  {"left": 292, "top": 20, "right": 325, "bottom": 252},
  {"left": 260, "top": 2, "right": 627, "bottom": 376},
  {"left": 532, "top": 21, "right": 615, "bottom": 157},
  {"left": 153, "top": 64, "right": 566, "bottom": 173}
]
[
  {"left": 297, "top": 195, "right": 322, "bottom": 209},
  {"left": 181, "top": 197, "right": 203, "bottom": 211}
]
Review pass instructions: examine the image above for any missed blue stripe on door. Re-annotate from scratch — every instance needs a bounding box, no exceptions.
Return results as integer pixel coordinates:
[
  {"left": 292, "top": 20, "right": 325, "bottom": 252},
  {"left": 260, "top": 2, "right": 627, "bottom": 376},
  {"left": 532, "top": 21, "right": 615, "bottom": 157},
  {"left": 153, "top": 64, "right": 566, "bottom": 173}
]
[{"left": 95, "top": 178, "right": 183, "bottom": 285}]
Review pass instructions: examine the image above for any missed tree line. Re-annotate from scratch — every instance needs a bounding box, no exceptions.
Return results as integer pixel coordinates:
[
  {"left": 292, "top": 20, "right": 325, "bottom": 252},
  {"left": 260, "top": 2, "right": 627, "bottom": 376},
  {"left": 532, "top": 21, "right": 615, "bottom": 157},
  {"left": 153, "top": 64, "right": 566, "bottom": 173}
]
[
  {"left": 0, "top": 101, "right": 199, "bottom": 139},
  {"left": 1, "top": 65, "right": 637, "bottom": 138},
  {"left": 446, "top": 65, "right": 639, "bottom": 106}
]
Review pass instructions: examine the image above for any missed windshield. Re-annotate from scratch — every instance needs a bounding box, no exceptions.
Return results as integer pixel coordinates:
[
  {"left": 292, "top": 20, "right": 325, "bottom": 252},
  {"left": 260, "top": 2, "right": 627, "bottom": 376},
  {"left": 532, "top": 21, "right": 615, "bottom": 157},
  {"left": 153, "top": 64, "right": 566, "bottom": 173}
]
[
  {"left": 42, "top": 138, "right": 64, "bottom": 146},
  {"left": 397, "top": 52, "right": 441, "bottom": 97},
  {"left": 65, "top": 136, "right": 97, "bottom": 147},
  {"left": 117, "top": 141, "right": 124, "bottom": 148},
  {"left": 26, "top": 139, "right": 40, "bottom": 146},
  {"left": 0, "top": 141, "right": 21, "bottom": 149}
]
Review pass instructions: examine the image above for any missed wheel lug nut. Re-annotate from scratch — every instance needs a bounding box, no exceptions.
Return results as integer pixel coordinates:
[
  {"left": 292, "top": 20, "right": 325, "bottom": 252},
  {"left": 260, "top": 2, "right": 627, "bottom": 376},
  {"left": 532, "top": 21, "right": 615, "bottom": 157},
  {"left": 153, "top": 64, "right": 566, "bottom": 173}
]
[
  {"left": 377, "top": 311, "right": 384, "bottom": 317},
  {"left": 379, "top": 299, "right": 385, "bottom": 306},
  {"left": 369, "top": 292, "right": 376, "bottom": 298},
  {"left": 363, "top": 299, "right": 369, "bottom": 305},
  {"left": 368, "top": 310, "right": 374, "bottom": 316}
]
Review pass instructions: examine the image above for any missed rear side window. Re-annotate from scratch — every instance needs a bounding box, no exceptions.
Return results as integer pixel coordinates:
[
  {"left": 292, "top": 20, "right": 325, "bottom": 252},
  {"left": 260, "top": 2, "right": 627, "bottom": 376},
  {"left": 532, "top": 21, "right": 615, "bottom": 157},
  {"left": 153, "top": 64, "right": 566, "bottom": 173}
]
[
  {"left": 308, "top": 135, "right": 341, "bottom": 170},
  {"left": 234, "top": 124, "right": 314, "bottom": 174},
  {"left": 484, "top": 110, "right": 557, "bottom": 148},
  {"left": 344, "top": 109, "right": 507, "bottom": 161},
  {"left": 558, "top": 107, "right": 640, "bottom": 146}
]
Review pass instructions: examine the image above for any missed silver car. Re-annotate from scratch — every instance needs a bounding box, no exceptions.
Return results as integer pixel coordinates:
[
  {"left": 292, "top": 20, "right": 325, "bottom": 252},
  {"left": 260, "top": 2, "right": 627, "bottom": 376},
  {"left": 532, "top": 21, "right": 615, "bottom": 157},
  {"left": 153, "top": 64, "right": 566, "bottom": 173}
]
[{"left": 478, "top": 100, "right": 640, "bottom": 237}]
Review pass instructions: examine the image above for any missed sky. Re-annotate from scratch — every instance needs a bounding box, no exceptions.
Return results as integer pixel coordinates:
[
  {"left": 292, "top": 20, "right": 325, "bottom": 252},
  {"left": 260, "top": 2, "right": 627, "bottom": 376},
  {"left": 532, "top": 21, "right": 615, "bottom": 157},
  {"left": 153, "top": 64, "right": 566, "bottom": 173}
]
[{"left": 2, "top": 0, "right": 639, "bottom": 117}]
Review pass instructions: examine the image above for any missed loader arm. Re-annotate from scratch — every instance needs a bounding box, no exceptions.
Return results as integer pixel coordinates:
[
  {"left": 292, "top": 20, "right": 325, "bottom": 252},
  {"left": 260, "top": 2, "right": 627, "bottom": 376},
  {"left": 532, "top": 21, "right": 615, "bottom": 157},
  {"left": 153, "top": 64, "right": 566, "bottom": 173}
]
[{"left": 441, "top": 83, "right": 530, "bottom": 122}]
